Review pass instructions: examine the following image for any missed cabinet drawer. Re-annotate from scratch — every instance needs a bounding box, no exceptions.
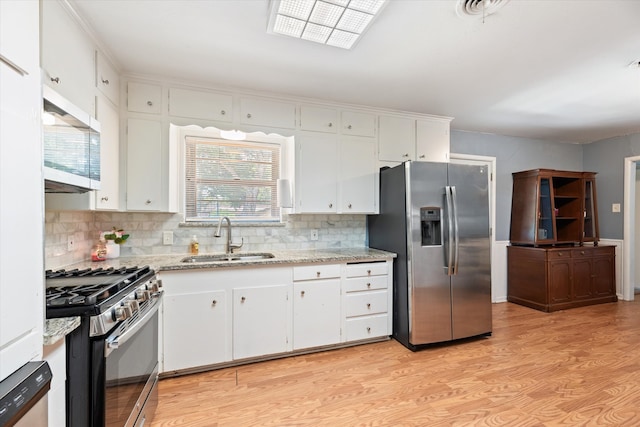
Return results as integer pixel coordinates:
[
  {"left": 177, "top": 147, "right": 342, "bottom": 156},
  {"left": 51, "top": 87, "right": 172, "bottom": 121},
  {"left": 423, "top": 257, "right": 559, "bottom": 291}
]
[
  {"left": 345, "top": 314, "right": 388, "bottom": 341},
  {"left": 548, "top": 250, "right": 571, "bottom": 259},
  {"left": 240, "top": 97, "right": 296, "bottom": 129},
  {"left": 293, "top": 264, "right": 341, "bottom": 281},
  {"left": 345, "top": 262, "right": 387, "bottom": 278},
  {"left": 571, "top": 246, "right": 614, "bottom": 259},
  {"left": 344, "top": 275, "right": 387, "bottom": 293},
  {"left": 128, "top": 81, "right": 162, "bottom": 114},
  {"left": 300, "top": 105, "right": 338, "bottom": 133},
  {"left": 341, "top": 111, "right": 376, "bottom": 137},
  {"left": 169, "top": 87, "right": 232, "bottom": 122},
  {"left": 345, "top": 290, "right": 387, "bottom": 317}
]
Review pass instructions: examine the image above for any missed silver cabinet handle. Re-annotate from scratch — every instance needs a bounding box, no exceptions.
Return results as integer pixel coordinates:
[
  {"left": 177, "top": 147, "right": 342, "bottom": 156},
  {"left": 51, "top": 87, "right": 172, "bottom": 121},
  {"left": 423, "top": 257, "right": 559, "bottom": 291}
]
[
  {"left": 300, "top": 291, "right": 305, "bottom": 297},
  {"left": 147, "top": 101, "right": 153, "bottom": 106},
  {"left": 145, "top": 199, "right": 152, "bottom": 205},
  {"left": 367, "top": 269, "right": 371, "bottom": 275},
  {"left": 101, "top": 196, "right": 109, "bottom": 202},
  {"left": 241, "top": 296, "right": 246, "bottom": 303},
  {"left": 329, "top": 203, "right": 333, "bottom": 208},
  {"left": 366, "top": 303, "right": 371, "bottom": 309},
  {"left": 221, "top": 110, "right": 226, "bottom": 115},
  {"left": 247, "top": 113, "right": 252, "bottom": 119},
  {"left": 419, "top": 154, "right": 425, "bottom": 159},
  {"left": 402, "top": 153, "right": 410, "bottom": 158},
  {"left": 101, "top": 78, "right": 110, "bottom": 85},
  {"left": 348, "top": 203, "right": 352, "bottom": 209},
  {"left": 328, "top": 122, "right": 333, "bottom": 127},
  {"left": 366, "top": 282, "right": 371, "bottom": 288},
  {"left": 347, "top": 125, "right": 352, "bottom": 129},
  {"left": 366, "top": 327, "right": 371, "bottom": 333},
  {"left": 51, "top": 77, "right": 60, "bottom": 84},
  {"left": 212, "top": 300, "right": 217, "bottom": 306},
  {"left": 316, "top": 271, "right": 321, "bottom": 278}
]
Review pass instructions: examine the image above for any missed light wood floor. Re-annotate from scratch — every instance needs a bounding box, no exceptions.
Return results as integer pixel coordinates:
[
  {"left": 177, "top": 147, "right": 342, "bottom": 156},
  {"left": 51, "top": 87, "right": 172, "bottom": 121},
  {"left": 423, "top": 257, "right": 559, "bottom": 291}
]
[{"left": 151, "top": 300, "right": 640, "bottom": 426}]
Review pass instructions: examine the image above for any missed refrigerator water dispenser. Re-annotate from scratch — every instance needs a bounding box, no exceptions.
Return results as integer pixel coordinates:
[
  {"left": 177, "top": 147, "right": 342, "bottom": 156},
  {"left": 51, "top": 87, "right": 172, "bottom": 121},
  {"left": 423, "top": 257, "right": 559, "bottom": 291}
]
[{"left": 420, "top": 207, "right": 441, "bottom": 246}]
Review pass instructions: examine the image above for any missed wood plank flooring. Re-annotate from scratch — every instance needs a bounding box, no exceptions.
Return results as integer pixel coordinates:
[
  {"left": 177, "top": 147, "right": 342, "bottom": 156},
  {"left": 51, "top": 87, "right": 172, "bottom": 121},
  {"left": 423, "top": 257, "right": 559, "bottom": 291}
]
[{"left": 150, "top": 300, "right": 640, "bottom": 426}]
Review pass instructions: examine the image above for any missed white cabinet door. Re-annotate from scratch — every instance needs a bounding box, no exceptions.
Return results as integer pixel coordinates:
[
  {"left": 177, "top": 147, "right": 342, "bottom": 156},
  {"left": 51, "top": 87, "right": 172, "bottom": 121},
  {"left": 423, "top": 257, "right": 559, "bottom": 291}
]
[
  {"left": 339, "top": 137, "right": 377, "bottom": 213},
  {"left": 378, "top": 115, "right": 416, "bottom": 162},
  {"left": 293, "top": 279, "right": 341, "bottom": 350},
  {"left": 295, "top": 133, "right": 338, "bottom": 213},
  {"left": 240, "top": 97, "right": 296, "bottom": 129},
  {"left": 41, "top": 0, "right": 95, "bottom": 114},
  {"left": 416, "top": 118, "right": 450, "bottom": 163},
  {"left": 126, "top": 118, "right": 162, "bottom": 211},
  {"left": 169, "top": 87, "right": 232, "bottom": 122},
  {"left": 128, "top": 81, "right": 162, "bottom": 114},
  {"left": 95, "top": 51, "right": 119, "bottom": 106},
  {"left": 163, "top": 290, "right": 228, "bottom": 372},
  {"left": 233, "top": 285, "right": 289, "bottom": 360},
  {"left": 341, "top": 111, "right": 376, "bottom": 137},
  {"left": 300, "top": 105, "right": 338, "bottom": 133},
  {"left": 94, "top": 94, "right": 120, "bottom": 210}
]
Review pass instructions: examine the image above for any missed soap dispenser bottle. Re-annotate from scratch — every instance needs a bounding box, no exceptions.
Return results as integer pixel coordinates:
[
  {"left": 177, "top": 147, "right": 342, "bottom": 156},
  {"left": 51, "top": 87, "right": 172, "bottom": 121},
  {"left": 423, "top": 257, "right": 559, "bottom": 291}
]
[{"left": 190, "top": 235, "right": 199, "bottom": 255}]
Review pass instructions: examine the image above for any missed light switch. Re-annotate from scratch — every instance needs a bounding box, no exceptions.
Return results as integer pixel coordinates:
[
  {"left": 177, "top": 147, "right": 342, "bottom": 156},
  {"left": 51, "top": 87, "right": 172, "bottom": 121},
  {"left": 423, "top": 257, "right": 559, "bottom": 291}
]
[{"left": 612, "top": 203, "right": 621, "bottom": 213}]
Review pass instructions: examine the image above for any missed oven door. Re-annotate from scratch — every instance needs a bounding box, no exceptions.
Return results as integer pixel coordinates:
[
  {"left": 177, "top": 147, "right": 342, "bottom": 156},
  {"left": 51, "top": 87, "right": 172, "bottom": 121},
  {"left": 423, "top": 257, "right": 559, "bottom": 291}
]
[{"left": 98, "top": 302, "right": 160, "bottom": 427}]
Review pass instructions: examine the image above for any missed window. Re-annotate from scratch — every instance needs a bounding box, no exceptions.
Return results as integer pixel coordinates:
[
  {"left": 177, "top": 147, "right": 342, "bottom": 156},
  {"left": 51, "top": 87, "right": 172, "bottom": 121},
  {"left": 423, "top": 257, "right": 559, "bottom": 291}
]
[{"left": 185, "top": 136, "right": 281, "bottom": 222}]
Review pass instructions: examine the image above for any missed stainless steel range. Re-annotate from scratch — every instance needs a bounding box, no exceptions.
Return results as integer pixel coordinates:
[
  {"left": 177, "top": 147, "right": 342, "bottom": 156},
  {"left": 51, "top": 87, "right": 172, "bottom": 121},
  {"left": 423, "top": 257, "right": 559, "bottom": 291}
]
[{"left": 45, "top": 266, "right": 163, "bottom": 427}]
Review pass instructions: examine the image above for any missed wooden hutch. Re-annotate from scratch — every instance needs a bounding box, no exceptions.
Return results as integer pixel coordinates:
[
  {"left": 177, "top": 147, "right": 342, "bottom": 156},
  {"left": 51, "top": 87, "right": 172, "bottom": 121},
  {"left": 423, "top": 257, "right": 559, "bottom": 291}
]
[{"left": 507, "top": 169, "right": 616, "bottom": 312}]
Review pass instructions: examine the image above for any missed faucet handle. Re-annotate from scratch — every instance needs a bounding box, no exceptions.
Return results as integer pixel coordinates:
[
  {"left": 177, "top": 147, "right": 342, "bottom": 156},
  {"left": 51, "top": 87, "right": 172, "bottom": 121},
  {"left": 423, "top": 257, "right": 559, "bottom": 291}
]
[{"left": 230, "top": 238, "right": 244, "bottom": 252}]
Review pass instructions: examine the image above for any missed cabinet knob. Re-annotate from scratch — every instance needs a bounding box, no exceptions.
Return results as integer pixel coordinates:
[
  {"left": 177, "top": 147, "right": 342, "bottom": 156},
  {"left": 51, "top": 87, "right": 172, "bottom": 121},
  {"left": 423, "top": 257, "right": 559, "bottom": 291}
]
[
  {"left": 367, "top": 303, "right": 371, "bottom": 309},
  {"left": 366, "top": 327, "right": 371, "bottom": 333},
  {"left": 147, "top": 101, "right": 153, "bottom": 106},
  {"left": 559, "top": 252, "right": 564, "bottom": 256},
  {"left": 402, "top": 153, "right": 410, "bottom": 158},
  {"left": 300, "top": 291, "right": 305, "bottom": 297},
  {"left": 247, "top": 113, "right": 252, "bottom": 119},
  {"left": 347, "top": 125, "right": 352, "bottom": 130},
  {"left": 367, "top": 269, "right": 371, "bottom": 275},
  {"left": 329, "top": 203, "right": 333, "bottom": 208},
  {"left": 581, "top": 251, "right": 585, "bottom": 255},
  {"left": 221, "top": 110, "right": 226, "bottom": 115},
  {"left": 50, "top": 76, "right": 60, "bottom": 84},
  {"left": 101, "top": 196, "right": 109, "bottom": 202},
  {"left": 241, "top": 296, "right": 246, "bottom": 303},
  {"left": 212, "top": 300, "right": 217, "bottom": 306},
  {"left": 348, "top": 203, "right": 352, "bottom": 209},
  {"left": 145, "top": 199, "right": 152, "bottom": 205},
  {"left": 316, "top": 271, "right": 321, "bottom": 278},
  {"left": 101, "top": 78, "right": 110, "bottom": 85},
  {"left": 328, "top": 122, "right": 333, "bottom": 127},
  {"left": 419, "top": 154, "right": 426, "bottom": 159},
  {"left": 367, "top": 282, "right": 371, "bottom": 288}
]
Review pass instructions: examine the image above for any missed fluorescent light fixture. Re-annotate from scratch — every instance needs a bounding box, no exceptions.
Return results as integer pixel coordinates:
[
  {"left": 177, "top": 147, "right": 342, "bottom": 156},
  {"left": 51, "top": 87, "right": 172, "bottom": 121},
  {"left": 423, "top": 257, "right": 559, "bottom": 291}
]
[
  {"left": 219, "top": 129, "right": 247, "bottom": 141},
  {"left": 268, "top": 0, "right": 387, "bottom": 49}
]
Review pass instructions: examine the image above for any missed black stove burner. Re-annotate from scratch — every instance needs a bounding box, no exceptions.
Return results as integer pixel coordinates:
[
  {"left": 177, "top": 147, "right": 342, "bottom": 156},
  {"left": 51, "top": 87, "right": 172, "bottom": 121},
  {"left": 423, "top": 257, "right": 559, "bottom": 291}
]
[{"left": 45, "top": 265, "right": 154, "bottom": 317}]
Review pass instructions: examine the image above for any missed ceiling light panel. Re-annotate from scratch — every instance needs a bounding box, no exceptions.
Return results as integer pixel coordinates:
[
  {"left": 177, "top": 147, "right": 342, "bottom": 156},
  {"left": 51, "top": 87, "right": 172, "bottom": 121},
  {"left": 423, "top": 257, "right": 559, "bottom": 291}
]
[{"left": 268, "top": 0, "right": 387, "bottom": 49}]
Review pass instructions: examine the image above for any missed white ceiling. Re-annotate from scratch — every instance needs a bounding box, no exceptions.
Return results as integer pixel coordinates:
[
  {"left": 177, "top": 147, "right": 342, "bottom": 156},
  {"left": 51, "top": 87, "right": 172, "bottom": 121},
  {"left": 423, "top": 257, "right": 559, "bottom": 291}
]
[{"left": 69, "top": 0, "right": 640, "bottom": 144}]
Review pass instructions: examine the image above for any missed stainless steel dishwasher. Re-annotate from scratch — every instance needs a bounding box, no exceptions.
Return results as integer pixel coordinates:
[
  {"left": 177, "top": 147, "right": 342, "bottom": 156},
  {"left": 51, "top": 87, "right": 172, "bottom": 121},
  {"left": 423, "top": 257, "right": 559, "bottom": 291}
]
[{"left": 0, "top": 361, "right": 52, "bottom": 426}]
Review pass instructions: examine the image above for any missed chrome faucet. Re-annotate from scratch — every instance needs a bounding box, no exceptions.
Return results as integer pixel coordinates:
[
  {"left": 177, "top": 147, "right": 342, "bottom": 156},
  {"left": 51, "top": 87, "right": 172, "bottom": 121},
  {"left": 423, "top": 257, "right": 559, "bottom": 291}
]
[{"left": 214, "top": 216, "right": 243, "bottom": 255}]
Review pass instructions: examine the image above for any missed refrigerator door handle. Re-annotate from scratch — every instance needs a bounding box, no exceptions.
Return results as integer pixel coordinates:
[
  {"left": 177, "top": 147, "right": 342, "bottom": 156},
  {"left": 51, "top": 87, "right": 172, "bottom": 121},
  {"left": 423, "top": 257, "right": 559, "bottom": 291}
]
[
  {"left": 444, "top": 186, "right": 455, "bottom": 275},
  {"left": 451, "top": 185, "right": 460, "bottom": 275}
]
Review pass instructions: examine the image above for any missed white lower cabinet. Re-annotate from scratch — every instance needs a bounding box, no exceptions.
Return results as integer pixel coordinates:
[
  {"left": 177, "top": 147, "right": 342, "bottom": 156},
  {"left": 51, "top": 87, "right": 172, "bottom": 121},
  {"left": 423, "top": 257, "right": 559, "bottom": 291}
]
[
  {"left": 163, "top": 290, "right": 228, "bottom": 372},
  {"left": 43, "top": 340, "right": 66, "bottom": 427},
  {"left": 233, "top": 285, "right": 290, "bottom": 359},
  {"left": 160, "top": 260, "right": 392, "bottom": 375},
  {"left": 293, "top": 265, "right": 342, "bottom": 350}
]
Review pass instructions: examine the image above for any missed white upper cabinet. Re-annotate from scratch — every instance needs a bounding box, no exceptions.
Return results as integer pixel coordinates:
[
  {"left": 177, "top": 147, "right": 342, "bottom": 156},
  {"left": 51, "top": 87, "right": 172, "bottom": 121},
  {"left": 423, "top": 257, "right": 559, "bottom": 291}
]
[
  {"left": 416, "top": 118, "right": 450, "bottom": 163},
  {"left": 341, "top": 110, "right": 376, "bottom": 137},
  {"left": 41, "top": 0, "right": 95, "bottom": 115},
  {"left": 295, "top": 133, "right": 339, "bottom": 213},
  {"left": 126, "top": 118, "right": 162, "bottom": 211},
  {"left": 95, "top": 51, "right": 119, "bottom": 106},
  {"left": 240, "top": 97, "right": 296, "bottom": 129},
  {"left": 300, "top": 105, "right": 338, "bottom": 133},
  {"left": 378, "top": 115, "right": 416, "bottom": 162},
  {"left": 169, "top": 87, "right": 232, "bottom": 122},
  {"left": 339, "top": 137, "right": 377, "bottom": 214},
  {"left": 94, "top": 94, "right": 120, "bottom": 210},
  {"left": 127, "top": 81, "right": 163, "bottom": 114}
]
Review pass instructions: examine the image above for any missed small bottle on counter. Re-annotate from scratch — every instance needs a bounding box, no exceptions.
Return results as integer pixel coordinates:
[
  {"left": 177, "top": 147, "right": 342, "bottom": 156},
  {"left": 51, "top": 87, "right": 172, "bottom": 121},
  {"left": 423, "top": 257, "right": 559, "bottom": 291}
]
[
  {"left": 190, "top": 235, "right": 199, "bottom": 255},
  {"left": 91, "top": 237, "right": 107, "bottom": 261}
]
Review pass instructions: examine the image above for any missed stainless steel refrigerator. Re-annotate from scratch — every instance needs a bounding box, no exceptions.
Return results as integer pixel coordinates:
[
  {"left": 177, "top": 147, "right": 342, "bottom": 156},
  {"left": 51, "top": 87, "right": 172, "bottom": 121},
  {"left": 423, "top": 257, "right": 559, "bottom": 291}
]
[{"left": 368, "top": 161, "right": 492, "bottom": 350}]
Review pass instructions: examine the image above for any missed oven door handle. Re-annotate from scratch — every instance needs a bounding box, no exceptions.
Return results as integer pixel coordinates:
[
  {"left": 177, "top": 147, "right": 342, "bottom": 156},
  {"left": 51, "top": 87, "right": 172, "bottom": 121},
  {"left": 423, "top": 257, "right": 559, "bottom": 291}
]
[{"left": 105, "top": 294, "right": 162, "bottom": 357}]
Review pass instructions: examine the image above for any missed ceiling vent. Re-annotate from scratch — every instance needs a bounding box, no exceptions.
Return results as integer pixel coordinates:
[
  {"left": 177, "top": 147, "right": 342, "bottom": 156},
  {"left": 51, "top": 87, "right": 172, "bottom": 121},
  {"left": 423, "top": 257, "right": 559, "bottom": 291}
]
[{"left": 456, "top": 0, "right": 510, "bottom": 18}]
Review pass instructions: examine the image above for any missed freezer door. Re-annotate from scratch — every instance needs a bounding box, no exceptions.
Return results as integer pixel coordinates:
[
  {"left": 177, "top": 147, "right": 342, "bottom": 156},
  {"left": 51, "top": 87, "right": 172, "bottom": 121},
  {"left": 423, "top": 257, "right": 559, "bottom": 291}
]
[
  {"left": 448, "top": 163, "right": 492, "bottom": 340},
  {"left": 407, "top": 162, "right": 452, "bottom": 345}
]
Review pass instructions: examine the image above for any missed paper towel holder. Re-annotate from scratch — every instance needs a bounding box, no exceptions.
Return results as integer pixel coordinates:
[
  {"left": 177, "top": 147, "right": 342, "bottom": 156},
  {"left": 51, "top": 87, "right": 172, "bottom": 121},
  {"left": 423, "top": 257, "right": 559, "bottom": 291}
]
[{"left": 277, "top": 178, "right": 293, "bottom": 208}]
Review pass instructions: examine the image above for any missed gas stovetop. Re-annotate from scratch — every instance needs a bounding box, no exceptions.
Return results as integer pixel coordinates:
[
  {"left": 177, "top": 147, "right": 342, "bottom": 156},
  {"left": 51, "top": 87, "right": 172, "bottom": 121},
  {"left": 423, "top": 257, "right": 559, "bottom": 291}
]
[{"left": 46, "top": 266, "right": 155, "bottom": 317}]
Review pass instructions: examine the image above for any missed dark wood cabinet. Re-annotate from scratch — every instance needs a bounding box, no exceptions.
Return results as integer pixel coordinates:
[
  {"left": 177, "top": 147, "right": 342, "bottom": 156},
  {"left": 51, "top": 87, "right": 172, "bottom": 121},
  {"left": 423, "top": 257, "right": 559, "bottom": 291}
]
[
  {"left": 507, "top": 245, "right": 616, "bottom": 312},
  {"left": 509, "top": 169, "right": 599, "bottom": 246}
]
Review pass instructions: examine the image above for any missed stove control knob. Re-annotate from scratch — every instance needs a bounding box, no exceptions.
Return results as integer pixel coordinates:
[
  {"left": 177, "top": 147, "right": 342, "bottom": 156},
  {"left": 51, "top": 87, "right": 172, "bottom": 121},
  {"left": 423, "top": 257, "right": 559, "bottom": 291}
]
[
  {"left": 135, "top": 289, "right": 150, "bottom": 302},
  {"left": 123, "top": 300, "right": 139, "bottom": 316},
  {"left": 113, "top": 306, "right": 128, "bottom": 321}
]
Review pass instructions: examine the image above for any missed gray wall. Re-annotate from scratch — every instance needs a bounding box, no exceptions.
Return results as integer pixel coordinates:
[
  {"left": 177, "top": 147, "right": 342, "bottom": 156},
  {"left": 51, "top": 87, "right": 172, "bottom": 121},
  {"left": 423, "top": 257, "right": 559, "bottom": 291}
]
[
  {"left": 451, "top": 130, "right": 584, "bottom": 241},
  {"left": 583, "top": 133, "right": 640, "bottom": 239}
]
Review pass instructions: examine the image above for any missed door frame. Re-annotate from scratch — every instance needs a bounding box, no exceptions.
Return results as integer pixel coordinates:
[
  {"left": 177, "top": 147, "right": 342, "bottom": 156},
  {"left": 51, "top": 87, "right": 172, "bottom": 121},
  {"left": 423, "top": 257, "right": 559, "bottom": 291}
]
[
  {"left": 622, "top": 155, "right": 640, "bottom": 301},
  {"left": 449, "top": 153, "right": 497, "bottom": 300}
]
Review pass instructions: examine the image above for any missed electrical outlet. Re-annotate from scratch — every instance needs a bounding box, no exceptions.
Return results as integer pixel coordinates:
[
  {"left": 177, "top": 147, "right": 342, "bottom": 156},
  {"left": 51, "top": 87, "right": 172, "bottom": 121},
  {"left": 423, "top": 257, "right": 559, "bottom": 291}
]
[
  {"left": 67, "top": 235, "right": 74, "bottom": 251},
  {"left": 310, "top": 229, "right": 319, "bottom": 241},
  {"left": 163, "top": 231, "right": 174, "bottom": 245},
  {"left": 612, "top": 203, "right": 621, "bottom": 213}
]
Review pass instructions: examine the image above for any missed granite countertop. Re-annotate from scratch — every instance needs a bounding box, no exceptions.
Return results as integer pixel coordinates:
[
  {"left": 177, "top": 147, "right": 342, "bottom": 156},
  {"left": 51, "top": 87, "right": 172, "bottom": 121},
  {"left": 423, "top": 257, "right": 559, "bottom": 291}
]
[
  {"left": 57, "top": 247, "right": 396, "bottom": 273},
  {"left": 44, "top": 317, "right": 81, "bottom": 346}
]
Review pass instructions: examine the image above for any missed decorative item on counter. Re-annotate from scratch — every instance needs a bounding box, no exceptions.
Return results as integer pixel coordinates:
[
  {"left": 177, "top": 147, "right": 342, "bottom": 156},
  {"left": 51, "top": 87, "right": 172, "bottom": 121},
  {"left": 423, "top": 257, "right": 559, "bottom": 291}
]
[
  {"left": 91, "top": 237, "right": 107, "bottom": 261},
  {"left": 102, "top": 227, "right": 130, "bottom": 259},
  {"left": 190, "top": 235, "right": 199, "bottom": 255}
]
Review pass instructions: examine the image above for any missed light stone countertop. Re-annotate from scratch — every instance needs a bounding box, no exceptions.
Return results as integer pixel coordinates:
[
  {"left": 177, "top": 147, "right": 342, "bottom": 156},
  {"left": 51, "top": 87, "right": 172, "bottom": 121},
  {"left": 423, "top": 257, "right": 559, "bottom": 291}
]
[
  {"left": 57, "top": 247, "right": 397, "bottom": 273},
  {"left": 44, "top": 317, "right": 81, "bottom": 346}
]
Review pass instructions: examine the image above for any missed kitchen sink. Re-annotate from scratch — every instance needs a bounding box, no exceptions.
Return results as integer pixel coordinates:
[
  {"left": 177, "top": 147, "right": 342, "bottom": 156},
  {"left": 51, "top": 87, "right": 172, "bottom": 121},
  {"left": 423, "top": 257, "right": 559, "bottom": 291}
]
[{"left": 180, "top": 253, "right": 275, "bottom": 263}]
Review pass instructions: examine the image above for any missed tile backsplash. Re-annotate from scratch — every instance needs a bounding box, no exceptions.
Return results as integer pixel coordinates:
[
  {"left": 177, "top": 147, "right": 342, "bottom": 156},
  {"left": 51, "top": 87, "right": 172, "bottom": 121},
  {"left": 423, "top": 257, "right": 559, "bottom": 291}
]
[{"left": 44, "top": 211, "right": 367, "bottom": 270}]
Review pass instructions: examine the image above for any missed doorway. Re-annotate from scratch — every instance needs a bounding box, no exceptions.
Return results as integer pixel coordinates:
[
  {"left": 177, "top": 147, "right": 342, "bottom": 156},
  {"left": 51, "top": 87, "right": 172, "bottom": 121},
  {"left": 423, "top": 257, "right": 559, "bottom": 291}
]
[{"left": 622, "top": 156, "right": 640, "bottom": 301}]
